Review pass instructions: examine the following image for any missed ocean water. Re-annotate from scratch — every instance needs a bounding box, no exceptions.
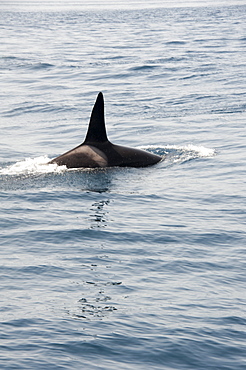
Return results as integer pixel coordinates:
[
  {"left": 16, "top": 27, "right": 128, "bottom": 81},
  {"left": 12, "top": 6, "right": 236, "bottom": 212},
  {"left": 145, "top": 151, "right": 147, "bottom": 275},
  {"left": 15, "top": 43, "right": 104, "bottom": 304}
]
[{"left": 0, "top": 1, "right": 246, "bottom": 369}]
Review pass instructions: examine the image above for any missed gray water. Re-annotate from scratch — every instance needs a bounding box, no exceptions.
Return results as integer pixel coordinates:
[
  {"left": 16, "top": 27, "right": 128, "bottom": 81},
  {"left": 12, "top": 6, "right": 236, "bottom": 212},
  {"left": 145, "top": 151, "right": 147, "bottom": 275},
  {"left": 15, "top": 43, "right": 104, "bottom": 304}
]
[{"left": 0, "top": 1, "right": 246, "bottom": 369}]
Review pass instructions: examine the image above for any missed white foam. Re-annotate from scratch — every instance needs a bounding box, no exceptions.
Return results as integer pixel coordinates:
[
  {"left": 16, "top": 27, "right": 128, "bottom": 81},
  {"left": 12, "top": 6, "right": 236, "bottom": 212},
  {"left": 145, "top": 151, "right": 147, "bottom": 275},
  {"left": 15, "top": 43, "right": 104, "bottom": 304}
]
[
  {"left": 0, "top": 156, "right": 66, "bottom": 175},
  {"left": 165, "top": 144, "right": 216, "bottom": 157},
  {"left": 140, "top": 144, "right": 216, "bottom": 158}
]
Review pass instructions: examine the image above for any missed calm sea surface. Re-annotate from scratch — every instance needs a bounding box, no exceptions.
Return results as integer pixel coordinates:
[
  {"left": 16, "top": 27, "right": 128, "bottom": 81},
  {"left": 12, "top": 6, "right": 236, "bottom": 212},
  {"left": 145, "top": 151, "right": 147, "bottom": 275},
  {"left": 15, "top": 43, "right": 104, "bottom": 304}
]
[{"left": 0, "top": 1, "right": 245, "bottom": 369}]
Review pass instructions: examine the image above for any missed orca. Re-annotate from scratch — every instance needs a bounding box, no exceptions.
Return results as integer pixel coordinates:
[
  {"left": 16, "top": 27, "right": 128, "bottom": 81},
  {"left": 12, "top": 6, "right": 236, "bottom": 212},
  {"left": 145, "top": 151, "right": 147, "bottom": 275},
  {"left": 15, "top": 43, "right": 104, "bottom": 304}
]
[{"left": 49, "top": 92, "right": 162, "bottom": 169}]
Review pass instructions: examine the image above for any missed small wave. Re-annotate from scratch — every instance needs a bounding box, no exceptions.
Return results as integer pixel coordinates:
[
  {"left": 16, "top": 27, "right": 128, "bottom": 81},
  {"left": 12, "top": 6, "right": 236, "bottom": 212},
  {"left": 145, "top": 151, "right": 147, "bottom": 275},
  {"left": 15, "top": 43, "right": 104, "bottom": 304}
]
[
  {"left": 3, "top": 103, "right": 74, "bottom": 117},
  {"left": 130, "top": 65, "right": 157, "bottom": 72},
  {"left": 165, "top": 40, "right": 186, "bottom": 45},
  {"left": 165, "top": 144, "right": 216, "bottom": 157},
  {"left": 165, "top": 144, "right": 216, "bottom": 165},
  {"left": 142, "top": 144, "right": 215, "bottom": 165},
  {"left": 0, "top": 156, "right": 66, "bottom": 175},
  {"left": 29, "top": 62, "right": 54, "bottom": 70},
  {"left": 143, "top": 144, "right": 215, "bottom": 157}
]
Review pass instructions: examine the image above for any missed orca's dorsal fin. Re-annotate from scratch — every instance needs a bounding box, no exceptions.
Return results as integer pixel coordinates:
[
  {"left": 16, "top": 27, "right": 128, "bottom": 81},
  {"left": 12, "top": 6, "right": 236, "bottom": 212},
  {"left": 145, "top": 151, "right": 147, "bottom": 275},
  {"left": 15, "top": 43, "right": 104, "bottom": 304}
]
[{"left": 84, "top": 92, "right": 108, "bottom": 143}]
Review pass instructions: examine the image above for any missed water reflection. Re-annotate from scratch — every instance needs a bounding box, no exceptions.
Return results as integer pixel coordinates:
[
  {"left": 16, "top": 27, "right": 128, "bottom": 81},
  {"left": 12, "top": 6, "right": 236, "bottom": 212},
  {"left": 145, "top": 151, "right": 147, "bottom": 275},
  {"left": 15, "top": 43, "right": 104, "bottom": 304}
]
[
  {"left": 80, "top": 168, "right": 114, "bottom": 193},
  {"left": 89, "top": 199, "right": 110, "bottom": 229}
]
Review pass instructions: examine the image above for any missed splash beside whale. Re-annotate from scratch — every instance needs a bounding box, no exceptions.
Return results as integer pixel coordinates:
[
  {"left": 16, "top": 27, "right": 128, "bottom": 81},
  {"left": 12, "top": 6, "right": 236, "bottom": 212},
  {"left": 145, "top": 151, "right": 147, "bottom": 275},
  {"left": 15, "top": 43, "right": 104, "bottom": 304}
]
[{"left": 49, "top": 92, "right": 162, "bottom": 169}]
